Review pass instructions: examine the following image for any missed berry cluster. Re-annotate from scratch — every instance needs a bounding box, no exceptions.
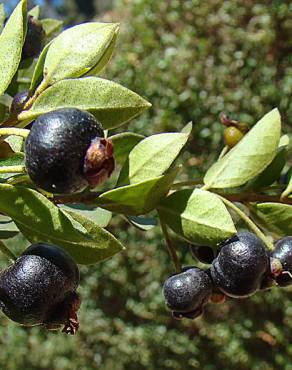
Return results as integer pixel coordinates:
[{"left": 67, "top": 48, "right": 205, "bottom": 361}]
[{"left": 163, "top": 232, "right": 292, "bottom": 319}]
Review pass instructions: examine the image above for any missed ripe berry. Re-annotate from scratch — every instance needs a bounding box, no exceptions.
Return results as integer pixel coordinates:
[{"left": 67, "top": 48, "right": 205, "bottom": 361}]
[
  {"left": 224, "top": 126, "right": 244, "bottom": 148},
  {"left": 163, "top": 267, "right": 213, "bottom": 319},
  {"left": 270, "top": 236, "right": 292, "bottom": 287},
  {"left": 0, "top": 243, "right": 80, "bottom": 334},
  {"left": 211, "top": 232, "right": 269, "bottom": 298},
  {"left": 22, "top": 16, "right": 45, "bottom": 59},
  {"left": 10, "top": 90, "right": 29, "bottom": 115},
  {"left": 24, "top": 108, "right": 115, "bottom": 194},
  {"left": 190, "top": 244, "right": 216, "bottom": 264}
]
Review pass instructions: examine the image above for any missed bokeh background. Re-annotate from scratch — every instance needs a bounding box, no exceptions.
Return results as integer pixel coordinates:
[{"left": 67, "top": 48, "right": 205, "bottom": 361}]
[{"left": 1, "top": 1, "right": 291, "bottom": 369}]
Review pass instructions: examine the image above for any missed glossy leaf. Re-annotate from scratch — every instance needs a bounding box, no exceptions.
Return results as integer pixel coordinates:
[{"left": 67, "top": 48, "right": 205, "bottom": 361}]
[
  {"left": 256, "top": 203, "right": 292, "bottom": 237},
  {"left": 29, "top": 41, "right": 51, "bottom": 92},
  {"left": 158, "top": 189, "right": 236, "bottom": 247},
  {"left": 98, "top": 168, "right": 179, "bottom": 215},
  {"left": 0, "top": 215, "right": 19, "bottom": 239},
  {"left": 61, "top": 204, "right": 112, "bottom": 228},
  {"left": 0, "top": 153, "right": 24, "bottom": 179},
  {"left": 20, "top": 77, "right": 151, "bottom": 129},
  {"left": 126, "top": 216, "right": 157, "bottom": 231},
  {"left": 85, "top": 28, "right": 118, "bottom": 76},
  {"left": 204, "top": 109, "right": 281, "bottom": 189},
  {"left": 0, "top": 0, "right": 27, "bottom": 96},
  {"left": 41, "top": 18, "right": 63, "bottom": 41},
  {"left": 250, "top": 135, "right": 288, "bottom": 188},
  {"left": 43, "top": 22, "right": 119, "bottom": 85},
  {"left": 0, "top": 184, "right": 123, "bottom": 264},
  {"left": 28, "top": 5, "right": 40, "bottom": 19},
  {"left": 118, "top": 132, "right": 189, "bottom": 185},
  {"left": 110, "top": 132, "right": 144, "bottom": 166}
]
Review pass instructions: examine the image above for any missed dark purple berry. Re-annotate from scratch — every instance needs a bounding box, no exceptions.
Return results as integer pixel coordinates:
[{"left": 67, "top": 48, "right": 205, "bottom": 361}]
[
  {"left": 10, "top": 90, "right": 29, "bottom": 115},
  {"left": 163, "top": 267, "right": 212, "bottom": 319},
  {"left": 24, "top": 108, "right": 115, "bottom": 194},
  {"left": 0, "top": 243, "right": 80, "bottom": 334},
  {"left": 210, "top": 232, "right": 269, "bottom": 298},
  {"left": 270, "top": 236, "right": 292, "bottom": 287},
  {"left": 22, "top": 16, "right": 45, "bottom": 59}
]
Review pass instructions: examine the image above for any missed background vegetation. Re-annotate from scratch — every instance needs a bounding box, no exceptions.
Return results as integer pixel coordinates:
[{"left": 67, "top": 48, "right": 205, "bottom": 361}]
[{"left": 0, "top": 0, "right": 291, "bottom": 369}]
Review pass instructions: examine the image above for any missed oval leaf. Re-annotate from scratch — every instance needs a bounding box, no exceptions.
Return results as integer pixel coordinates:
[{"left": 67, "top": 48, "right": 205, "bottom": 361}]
[
  {"left": 158, "top": 189, "right": 236, "bottom": 246},
  {"left": 43, "top": 22, "right": 119, "bottom": 85},
  {"left": 19, "top": 77, "right": 151, "bottom": 129},
  {"left": 110, "top": 132, "right": 144, "bottom": 166},
  {"left": 204, "top": 109, "right": 281, "bottom": 189},
  {"left": 256, "top": 203, "right": 292, "bottom": 237},
  {"left": 30, "top": 41, "right": 52, "bottom": 92},
  {"left": 41, "top": 18, "right": 63, "bottom": 41},
  {"left": 0, "top": 4, "right": 6, "bottom": 32},
  {"left": 0, "top": 0, "right": 27, "bottom": 96},
  {"left": 118, "top": 132, "right": 189, "bottom": 185},
  {"left": 61, "top": 204, "right": 112, "bottom": 228},
  {"left": 97, "top": 168, "right": 179, "bottom": 215},
  {"left": 0, "top": 184, "right": 123, "bottom": 264}
]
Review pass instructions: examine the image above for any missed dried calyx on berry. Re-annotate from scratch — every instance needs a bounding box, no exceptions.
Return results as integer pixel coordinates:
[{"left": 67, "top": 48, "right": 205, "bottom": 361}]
[
  {"left": 0, "top": 243, "right": 81, "bottom": 334},
  {"left": 270, "top": 236, "right": 292, "bottom": 287},
  {"left": 24, "top": 108, "right": 115, "bottom": 194},
  {"left": 163, "top": 267, "right": 213, "bottom": 319},
  {"left": 211, "top": 232, "right": 269, "bottom": 298}
]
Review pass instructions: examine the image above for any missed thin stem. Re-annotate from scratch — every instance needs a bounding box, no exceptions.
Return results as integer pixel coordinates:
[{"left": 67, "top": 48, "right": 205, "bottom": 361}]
[
  {"left": 0, "top": 240, "right": 17, "bottom": 261},
  {"left": 0, "top": 128, "right": 30, "bottom": 138},
  {"left": 158, "top": 213, "right": 181, "bottom": 273},
  {"left": 7, "top": 174, "right": 31, "bottom": 185},
  {"left": 0, "top": 117, "right": 19, "bottom": 127},
  {"left": 216, "top": 192, "right": 292, "bottom": 205},
  {"left": 218, "top": 195, "right": 274, "bottom": 251},
  {"left": 0, "top": 166, "right": 26, "bottom": 174},
  {"left": 171, "top": 179, "right": 203, "bottom": 189}
]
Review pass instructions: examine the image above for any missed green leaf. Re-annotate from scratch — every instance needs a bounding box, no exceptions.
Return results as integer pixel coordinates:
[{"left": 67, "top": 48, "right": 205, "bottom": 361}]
[
  {"left": 6, "top": 57, "right": 37, "bottom": 96},
  {"left": 29, "top": 41, "right": 51, "bottom": 92},
  {"left": 41, "top": 18, "right": 63, "bottom": 42},
  {"left": 85, "top": 28, "right": 118, "bottom": 76},
  {"left": 0, "top": 153, "right": 24, "bottom": 179},
  {"left": 0, "top": 0, "right": 27, "bottom": 96},
  {"left": 158, "top": 189, "right": 236, "bottom": 247},
  {"left": 118, "top": 132, "right": 189, "bottom": 185},
  {"left": 0, "top": 184, "right": 123, "bottom": 264},
  {"left": 4, "top": 136, "right": 24, "bottom": 153},
  {"left": 28, "top": 5, "right": 40, "bottom": 19},
  {"left": 256, "top": 203, "right": 292, "bottom": 237},
  {"left": 181, "top": 122, "right": 193, "bottom": 135},
  {"left": 204, "top": 109, "right": 281, "bottom": 189},
  {"left": 250, "top": 135, "right": 288, "bottom": 188},
  {"left": 0, "top": 215, "right": 19, "bottom": 239},
  {"left": 0, "top": 3, "right": 6, "bottom": 32},
  {"left": 97, "top": 167, "right": 179, "bottom": 215},
  {"left": 110, "top": 132, "right": 144, "bottom": 166},
  {"left": 19, "top": 77, "right": 151, "bottom": 129},
  {"left": 126, "top": 215, "right": 157, "bottom": 231},
  {"left": 61, "top": 204, "right": 112, "bottom": 228},
  {"left": 43, "top": 22, "right": 119, "bottom": 85}
]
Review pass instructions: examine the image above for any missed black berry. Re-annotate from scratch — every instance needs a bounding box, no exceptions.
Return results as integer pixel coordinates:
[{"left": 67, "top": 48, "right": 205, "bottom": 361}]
[
  {"left": 163, "top": 267, "right": 212, "bottom": 319},
  {"left": 210, "top": 232, "right": 269, "bottom": 298},
  {"left": 270, "top": 236, "right": 292, "bottom": 287},
  {"left": 22, "top": 16, "right": 45, "bottom": 59},
  {"left": 10, "top": 90, "right": 29, "bottom": 115},
  {"left": 190, "top": 244, "right": 216, "bottom": 264},
  {"left": 0, "top": 243, "right": 80, "bottom": 334},
  {"left": 24, "top": 108, "right": 115, "bottom": 194}
]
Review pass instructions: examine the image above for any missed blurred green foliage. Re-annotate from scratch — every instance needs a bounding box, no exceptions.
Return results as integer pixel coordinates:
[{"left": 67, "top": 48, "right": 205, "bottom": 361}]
[{"left": 0, "top": 1, "right": 291, "bottom": 369}]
